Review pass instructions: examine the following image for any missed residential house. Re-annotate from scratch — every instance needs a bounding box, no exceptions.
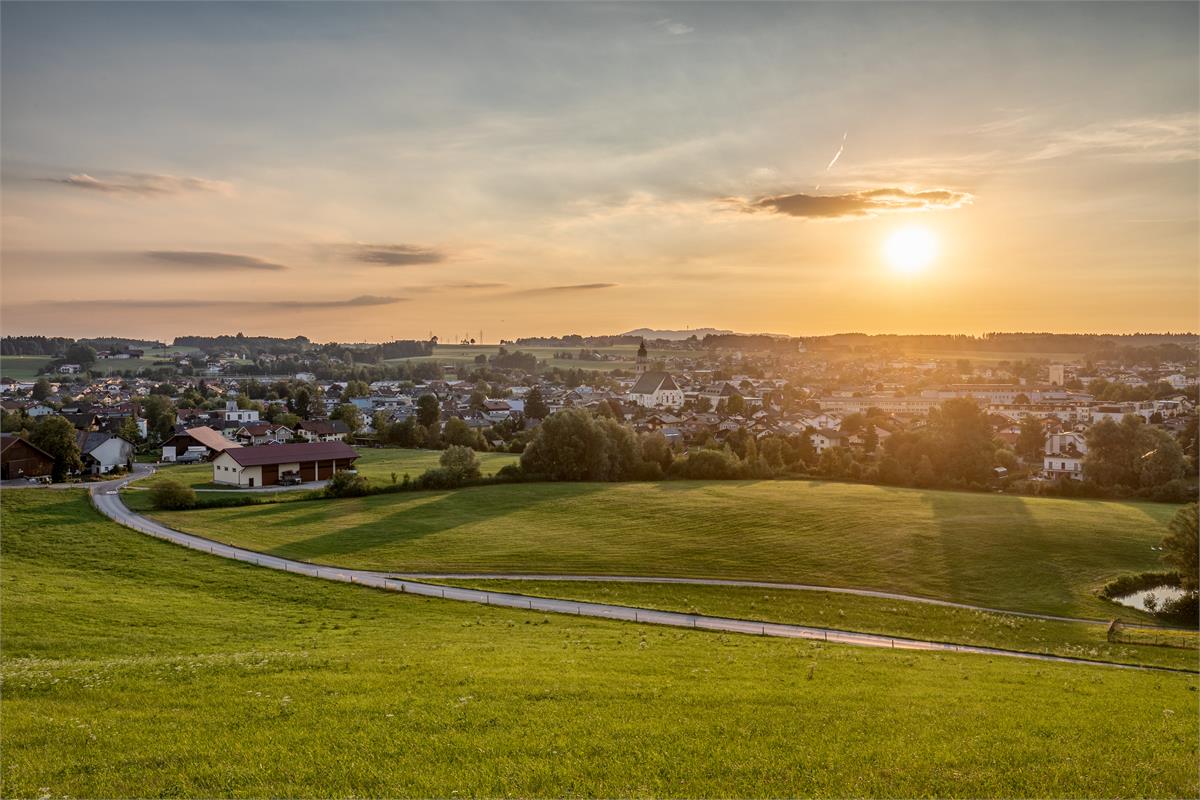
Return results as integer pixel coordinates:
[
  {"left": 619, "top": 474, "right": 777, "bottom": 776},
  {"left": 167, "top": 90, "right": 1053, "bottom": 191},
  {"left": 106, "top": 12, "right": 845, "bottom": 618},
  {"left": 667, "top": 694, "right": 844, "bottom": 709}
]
[
  {"left": 161, "top": 426, "right": 241, "bottom": 462},
  {"left": 235, "top": 422, "right": 294, "bottom": 446},
  {"left": 76, "top": 431, "right": 135, "bottom": 475},
  {"left": 1043, "top": 431, "right": 1088, "bottom": 480},
  {"left": 295, "top": 419, "right": 350, "bottom": 442}
]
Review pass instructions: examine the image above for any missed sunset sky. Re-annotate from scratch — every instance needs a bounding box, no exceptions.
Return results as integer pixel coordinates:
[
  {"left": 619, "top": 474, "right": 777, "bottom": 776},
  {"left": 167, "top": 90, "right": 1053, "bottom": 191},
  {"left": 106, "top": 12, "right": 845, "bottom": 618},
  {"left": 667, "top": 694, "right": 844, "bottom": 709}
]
[{"left": 2, "top": 1, "right": 1197, "bottom": 342}]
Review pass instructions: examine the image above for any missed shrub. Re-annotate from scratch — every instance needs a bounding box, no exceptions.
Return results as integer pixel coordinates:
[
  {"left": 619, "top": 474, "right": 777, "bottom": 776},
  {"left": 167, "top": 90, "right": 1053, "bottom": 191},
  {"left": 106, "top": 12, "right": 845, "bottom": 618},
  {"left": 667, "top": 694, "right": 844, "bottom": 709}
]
[
  {"left": 440, "top": 445, "right": 482, "bottom": 481},
  {"left": 1098, "top": 571, "right": 1180, "bottom": 600},
  {"left": 668, "top": 449, "right": 744, "bottom": 480},
  {"left": 414, "top": 467, "right": 460, "bottom": 490},
  {"left": 149, "top": 480, "right": 197, "bottom": 510},
  {"left": 325, "top": 470, "right": 370, "bottom": 498}
]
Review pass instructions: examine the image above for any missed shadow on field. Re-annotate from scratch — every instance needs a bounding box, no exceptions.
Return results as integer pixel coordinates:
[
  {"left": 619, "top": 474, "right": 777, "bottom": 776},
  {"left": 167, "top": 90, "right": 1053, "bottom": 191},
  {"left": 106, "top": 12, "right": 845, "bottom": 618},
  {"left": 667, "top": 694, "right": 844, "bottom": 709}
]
[
  {"left": 921, "top": 491, "right": 1074, "bottom": 615},
  {"left": 262, "top": 483, "right": 610, "bottom": 562}
]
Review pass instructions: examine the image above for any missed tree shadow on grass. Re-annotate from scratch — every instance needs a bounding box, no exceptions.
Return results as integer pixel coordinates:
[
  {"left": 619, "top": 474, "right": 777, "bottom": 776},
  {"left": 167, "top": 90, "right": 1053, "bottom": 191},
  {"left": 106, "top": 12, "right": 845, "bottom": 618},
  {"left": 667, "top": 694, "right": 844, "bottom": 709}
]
[
  {"left": 261, "top": 482, "right": 610, "bottom": 564},
  {"left": 919, "top": 489, "right": 1078, "bottom": 616}
]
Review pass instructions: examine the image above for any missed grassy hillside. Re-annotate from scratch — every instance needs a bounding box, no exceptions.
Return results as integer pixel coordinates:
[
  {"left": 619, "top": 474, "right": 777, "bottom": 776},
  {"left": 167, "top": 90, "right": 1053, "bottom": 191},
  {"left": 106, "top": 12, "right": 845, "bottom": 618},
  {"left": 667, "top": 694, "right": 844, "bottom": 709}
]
[
  {"left": 145, "top": 480, "right": 1179, "bottom": 618},
  {"left": 3, "top": 490, "right": 1197, "bottom": 797},
  {"left": 437, "top": 579, "right": 1199, "bottom": 670}
]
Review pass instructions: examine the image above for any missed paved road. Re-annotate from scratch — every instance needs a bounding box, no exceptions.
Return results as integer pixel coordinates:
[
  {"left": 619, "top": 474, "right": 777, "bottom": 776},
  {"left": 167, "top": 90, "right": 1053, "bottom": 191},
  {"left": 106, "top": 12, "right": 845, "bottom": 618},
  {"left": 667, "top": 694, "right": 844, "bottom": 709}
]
[
  {"left": 1, "top": 462, "right": 156, "bottom": 491},
  {"left": 393, "top": 573, "right": 1125, "bottom": 626},
  {"left": 85, "top": 479, "right": 1193, "bottom": 673}
]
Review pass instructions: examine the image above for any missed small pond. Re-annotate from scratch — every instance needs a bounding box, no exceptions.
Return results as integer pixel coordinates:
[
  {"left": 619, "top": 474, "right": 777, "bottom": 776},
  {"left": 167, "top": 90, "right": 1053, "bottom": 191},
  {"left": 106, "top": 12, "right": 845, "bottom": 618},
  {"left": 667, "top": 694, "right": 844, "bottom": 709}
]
[{"left": 1112, "top": 584, "right": 1186, "bottom": 612}]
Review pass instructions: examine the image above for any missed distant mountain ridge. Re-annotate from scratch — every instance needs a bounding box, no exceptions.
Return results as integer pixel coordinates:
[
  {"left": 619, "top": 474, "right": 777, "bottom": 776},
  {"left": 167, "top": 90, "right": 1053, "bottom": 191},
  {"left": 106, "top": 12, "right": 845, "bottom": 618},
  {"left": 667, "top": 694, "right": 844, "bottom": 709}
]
[{"left": 619, "top": 327, "right": 791, "bottom": 341}]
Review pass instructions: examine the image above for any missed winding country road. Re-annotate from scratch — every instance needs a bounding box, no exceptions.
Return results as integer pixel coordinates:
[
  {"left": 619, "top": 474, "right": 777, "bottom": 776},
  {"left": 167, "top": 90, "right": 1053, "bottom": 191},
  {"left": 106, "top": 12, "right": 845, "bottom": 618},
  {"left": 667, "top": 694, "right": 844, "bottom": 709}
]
[{"left": 83, "top": 475, "right": 1197, "bottom": 673}]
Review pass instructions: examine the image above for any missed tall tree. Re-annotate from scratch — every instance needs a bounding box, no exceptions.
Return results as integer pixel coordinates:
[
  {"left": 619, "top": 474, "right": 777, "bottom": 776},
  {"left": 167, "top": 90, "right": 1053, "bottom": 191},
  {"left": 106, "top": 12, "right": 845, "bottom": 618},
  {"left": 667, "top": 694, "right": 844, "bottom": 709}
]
[
  {"left": 416, "top": 394, "right": 441, "bottom": 428},
  {"left": 31, "top": 377, "right": 51, "bottom": 401},
  {"left": 1017, "top": 416, "right": 1045, "bottom": 462},
  {"left": 1162, "top": 503, "right": 1198, "bottom": 594},
  {"left": 524, "top": 385, "right": 549, "bottom": 420},
  {"left": 30, "top": 416, "right": 82, "bottom": 482}
]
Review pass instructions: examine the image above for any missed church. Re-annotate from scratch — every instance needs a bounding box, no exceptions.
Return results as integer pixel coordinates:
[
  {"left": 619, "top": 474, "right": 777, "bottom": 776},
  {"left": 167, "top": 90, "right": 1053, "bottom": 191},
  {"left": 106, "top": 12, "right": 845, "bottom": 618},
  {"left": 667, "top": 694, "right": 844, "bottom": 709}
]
[{"left": 627, "top": 341, "right": 685, "bottom": 409}]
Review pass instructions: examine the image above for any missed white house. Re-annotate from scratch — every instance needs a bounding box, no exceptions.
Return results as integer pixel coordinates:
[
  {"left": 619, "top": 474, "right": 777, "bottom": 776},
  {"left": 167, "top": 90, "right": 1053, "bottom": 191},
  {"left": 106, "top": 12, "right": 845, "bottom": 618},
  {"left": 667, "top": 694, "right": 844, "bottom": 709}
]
[
  {"left": 628, "top": 372, "right": 685, "bottom": 409},
  {"left": 58, "top": 364, "right": 81, "bottom": 374},
  {"left": 810, "top": 430, "right": 849, "bottom": 454},
  {"left": 220, "top": 399, "right": 260, "bottom": 424},
  {"left": 1043, "top": 431, "right": 1088, "bottom": 480},
  {"left": 76, "top": 431, "right": 134, "bottom": 475},
  {"left": 295, "top": 419, "right": 350, "bottom": 442}
]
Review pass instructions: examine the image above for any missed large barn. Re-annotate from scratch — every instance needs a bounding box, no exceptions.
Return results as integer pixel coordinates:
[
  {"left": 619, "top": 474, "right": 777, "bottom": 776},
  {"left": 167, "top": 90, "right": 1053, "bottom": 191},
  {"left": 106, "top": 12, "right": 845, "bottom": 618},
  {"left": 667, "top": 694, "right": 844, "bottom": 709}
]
[
  {"left": 210, "top": 441, "right": 359, "bottom": 487},
  {"left": 0, "top": 434, "right": 54, "bottom": 480}
]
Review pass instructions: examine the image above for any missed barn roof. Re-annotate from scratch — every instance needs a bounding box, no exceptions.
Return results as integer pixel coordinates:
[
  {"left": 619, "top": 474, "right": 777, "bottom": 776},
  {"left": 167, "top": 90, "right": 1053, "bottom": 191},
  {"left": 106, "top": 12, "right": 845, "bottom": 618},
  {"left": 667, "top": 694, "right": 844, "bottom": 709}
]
[{"left": 220, "top": 441, "right": 358, "bottom": 467}]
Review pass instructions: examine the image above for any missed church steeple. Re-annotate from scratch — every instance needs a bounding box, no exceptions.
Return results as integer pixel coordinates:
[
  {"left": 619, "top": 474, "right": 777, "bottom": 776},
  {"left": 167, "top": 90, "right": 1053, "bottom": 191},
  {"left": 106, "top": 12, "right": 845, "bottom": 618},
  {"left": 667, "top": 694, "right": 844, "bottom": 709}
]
[{"left": 636, "top": 339, "right": 648, "bottom": 374}]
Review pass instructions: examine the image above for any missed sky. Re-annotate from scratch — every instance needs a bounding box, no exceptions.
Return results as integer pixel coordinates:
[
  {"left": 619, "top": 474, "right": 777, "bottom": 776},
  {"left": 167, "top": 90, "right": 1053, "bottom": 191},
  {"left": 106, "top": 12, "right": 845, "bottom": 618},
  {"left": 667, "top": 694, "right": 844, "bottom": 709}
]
[{"left": 2, "top": 1, "right": 1197, "bottom": 343}]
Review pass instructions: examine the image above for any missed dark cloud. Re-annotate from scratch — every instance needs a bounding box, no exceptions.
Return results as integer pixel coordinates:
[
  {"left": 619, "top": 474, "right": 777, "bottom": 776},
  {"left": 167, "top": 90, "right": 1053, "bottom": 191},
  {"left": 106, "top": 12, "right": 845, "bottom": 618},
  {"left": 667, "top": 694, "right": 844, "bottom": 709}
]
[
  {"left": 509, "top": 283, "right": 618, "bottom": 296},
  {"left": 738, "top": 187, "right": 972, "bottom": 219},
  {"left": 143, "top": 251, "right": 288, "bottom": 271},
  {"left": 24, "top": 295, "right": 403, "bottom": 311},
  {"left": 44, "top": 172, "right": 231, "bottom": 196},
  {"left": 344, "top": 243, "right": 446, "bottom": 266}
]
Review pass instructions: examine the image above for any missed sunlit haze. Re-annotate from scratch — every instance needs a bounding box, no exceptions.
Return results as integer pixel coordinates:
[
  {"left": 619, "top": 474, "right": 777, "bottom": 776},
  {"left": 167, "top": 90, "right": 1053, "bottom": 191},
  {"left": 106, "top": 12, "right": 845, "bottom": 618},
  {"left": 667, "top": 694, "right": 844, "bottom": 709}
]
[{"left": 2, "top": 1, "right": 1197, "bottom": 341}]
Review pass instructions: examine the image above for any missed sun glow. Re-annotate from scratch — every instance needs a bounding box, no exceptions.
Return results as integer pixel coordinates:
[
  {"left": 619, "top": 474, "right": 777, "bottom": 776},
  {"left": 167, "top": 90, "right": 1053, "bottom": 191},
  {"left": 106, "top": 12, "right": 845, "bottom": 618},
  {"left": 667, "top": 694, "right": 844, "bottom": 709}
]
[{"left": 884, "top": 227, "right": 939, "bottom": 275}]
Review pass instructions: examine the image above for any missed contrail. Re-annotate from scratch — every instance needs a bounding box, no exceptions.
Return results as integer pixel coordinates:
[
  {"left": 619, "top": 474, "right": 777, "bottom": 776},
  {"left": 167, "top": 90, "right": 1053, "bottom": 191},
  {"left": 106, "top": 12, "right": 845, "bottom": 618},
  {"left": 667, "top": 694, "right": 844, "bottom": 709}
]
[
  {"left": 825, "top": 131, "right": 847, "bottom": 171},
  {"left": 816, "top": 131, "right": 847, "bottom": 189}
]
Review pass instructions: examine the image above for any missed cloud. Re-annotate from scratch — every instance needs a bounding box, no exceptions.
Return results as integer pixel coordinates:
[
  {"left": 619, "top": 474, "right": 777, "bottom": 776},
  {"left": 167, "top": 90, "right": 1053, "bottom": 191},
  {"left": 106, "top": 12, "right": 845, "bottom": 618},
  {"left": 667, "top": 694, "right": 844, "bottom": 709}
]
[
  {"left": 340, "top": 243, "right": 446, "bottom": 266},
  {"left": 1026, "top": 114, "right": 1199, "bottom": 164},
  {"left": 736, "top": 187, "right": 972, "bottom": 219},
  {"left": 143, "top": 251, "right": 288, "bottom": 271},
  {"left": 21, "top": 295, "right": 403, "bottom": 311},
  {"left": 654, "top": 18, "right": 694, "bottom": 35},
  {"left": 44, "top": 171, "right": 232, "bottom": 196},
  {"left": 508, "top": 283, "right": 618, "bottom": 296}
]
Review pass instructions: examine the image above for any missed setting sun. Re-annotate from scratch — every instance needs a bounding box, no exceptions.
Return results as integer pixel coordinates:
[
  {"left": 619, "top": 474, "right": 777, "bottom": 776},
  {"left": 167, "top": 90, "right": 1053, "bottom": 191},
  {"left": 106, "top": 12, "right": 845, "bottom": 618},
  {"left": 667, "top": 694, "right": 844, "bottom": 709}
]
[{"left": 884, "top": 227, "right": 939, "bottom": 275}]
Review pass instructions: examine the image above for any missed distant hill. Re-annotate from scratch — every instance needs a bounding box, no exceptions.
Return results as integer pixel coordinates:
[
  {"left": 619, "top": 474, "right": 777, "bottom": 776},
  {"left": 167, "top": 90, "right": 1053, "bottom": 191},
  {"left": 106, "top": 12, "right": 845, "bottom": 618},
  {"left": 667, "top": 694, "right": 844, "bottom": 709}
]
[
  {"left": 620, "top": 328, "right": 794, "bottom": 341},
  {"left": 620, "top": 328, "right": 733, "bottom": 341}
]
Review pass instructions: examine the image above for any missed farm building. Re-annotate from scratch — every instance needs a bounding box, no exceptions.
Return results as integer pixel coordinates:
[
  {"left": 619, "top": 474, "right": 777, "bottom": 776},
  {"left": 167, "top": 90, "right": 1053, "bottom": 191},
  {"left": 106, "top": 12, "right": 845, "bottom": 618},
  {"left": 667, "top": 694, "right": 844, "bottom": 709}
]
[
  {"left": 161, "top": 426, "right": 241, "bottom": 462},
  {"left": 0, "top": 434, "right": 54, "bottom": 479},
  {"left": 210, "top": 441, "right": 359, "bottom": 487}
]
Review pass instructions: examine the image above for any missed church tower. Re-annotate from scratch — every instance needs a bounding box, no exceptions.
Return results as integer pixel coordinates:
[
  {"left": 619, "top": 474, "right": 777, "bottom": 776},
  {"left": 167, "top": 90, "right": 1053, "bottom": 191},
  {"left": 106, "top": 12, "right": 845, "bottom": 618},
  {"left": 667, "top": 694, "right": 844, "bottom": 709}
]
[{"left": 636, "top": 339, "right": 648, "bottom": 374}]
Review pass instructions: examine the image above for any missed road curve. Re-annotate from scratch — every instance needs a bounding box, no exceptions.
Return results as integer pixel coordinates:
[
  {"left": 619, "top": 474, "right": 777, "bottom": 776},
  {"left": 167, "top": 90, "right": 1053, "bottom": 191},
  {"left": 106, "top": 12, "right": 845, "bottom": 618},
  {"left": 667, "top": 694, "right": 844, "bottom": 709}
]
[
  {"left": 391, "top": 574, "right": 1128, "bottom": 626},
  {"left": 85, "top": 482, "right": 1197, "bottom": 673}
]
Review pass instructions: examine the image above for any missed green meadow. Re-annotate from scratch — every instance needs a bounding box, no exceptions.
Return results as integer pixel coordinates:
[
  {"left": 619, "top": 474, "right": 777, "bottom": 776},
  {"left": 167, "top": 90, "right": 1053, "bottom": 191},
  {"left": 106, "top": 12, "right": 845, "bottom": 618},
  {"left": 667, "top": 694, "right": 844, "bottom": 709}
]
[
  {"left": 437, "top": 579, "right": 1199, "bottom": 671},
  {"left": 0, "top": 355, "right": 53, "bottom": 380},
  {"left": 144, "top": 479, "right": 1179, "bottom": 619},
  {"left": 2, "top": 489, "right": 1197, "bottom": 798}
]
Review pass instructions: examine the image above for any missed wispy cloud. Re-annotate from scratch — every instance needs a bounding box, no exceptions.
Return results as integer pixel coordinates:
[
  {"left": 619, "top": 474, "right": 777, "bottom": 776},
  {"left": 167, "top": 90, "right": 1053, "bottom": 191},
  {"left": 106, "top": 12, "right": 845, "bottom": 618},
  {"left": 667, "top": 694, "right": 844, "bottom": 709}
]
[
  {"left": 44, "top": 171, "right": 232, "bottom": 196},
  {"left": 337, "top": 243, "right": 447, "bottom": 266},
  {"left": 508, "top": 283, "right": 618, "bottom": 296},
  {"left": 21, "top": 295, "right": 402, "bottom": 311},
  {"left": 143, "top": 251, "right": 287, "bottom": 271},
  {"left": 734, "top": 187, "right": 972, "bottom": 219},
  {"left": 653, "top": 18, "right": 694, "bottom": 36},
  {"left": 1026, "top": 114, "right": 1199, "bottom": 164}
]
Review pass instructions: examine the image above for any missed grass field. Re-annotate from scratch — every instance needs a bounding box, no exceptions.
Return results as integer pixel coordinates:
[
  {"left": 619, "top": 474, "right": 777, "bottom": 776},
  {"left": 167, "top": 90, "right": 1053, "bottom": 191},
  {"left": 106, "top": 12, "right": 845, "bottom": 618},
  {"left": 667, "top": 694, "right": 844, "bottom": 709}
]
[
  {"left": 133, "top": 448, "right": 521, "bottom": 490},
  {"left": 144, "top": 480, "right": 1178, "bottom": 619},
  {"left": 0, "top": 355, "right": 53, "bottom": 379},
  {"left": 3, "top": 489, "right": 1197, "bottom": 797},
  {"left": 384, "top": 342, "right": 688, "bottom": 372},
  {"left": 437, "top": 579, "right": 1199, "bottom": 671}
]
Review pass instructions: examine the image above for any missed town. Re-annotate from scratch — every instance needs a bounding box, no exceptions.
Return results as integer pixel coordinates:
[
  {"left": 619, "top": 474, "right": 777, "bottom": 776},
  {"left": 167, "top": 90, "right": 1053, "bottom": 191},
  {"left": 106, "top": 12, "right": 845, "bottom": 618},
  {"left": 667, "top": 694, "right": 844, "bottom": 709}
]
[{"left": 2, "top": 332, "right": 1195, "bottom": 501}]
